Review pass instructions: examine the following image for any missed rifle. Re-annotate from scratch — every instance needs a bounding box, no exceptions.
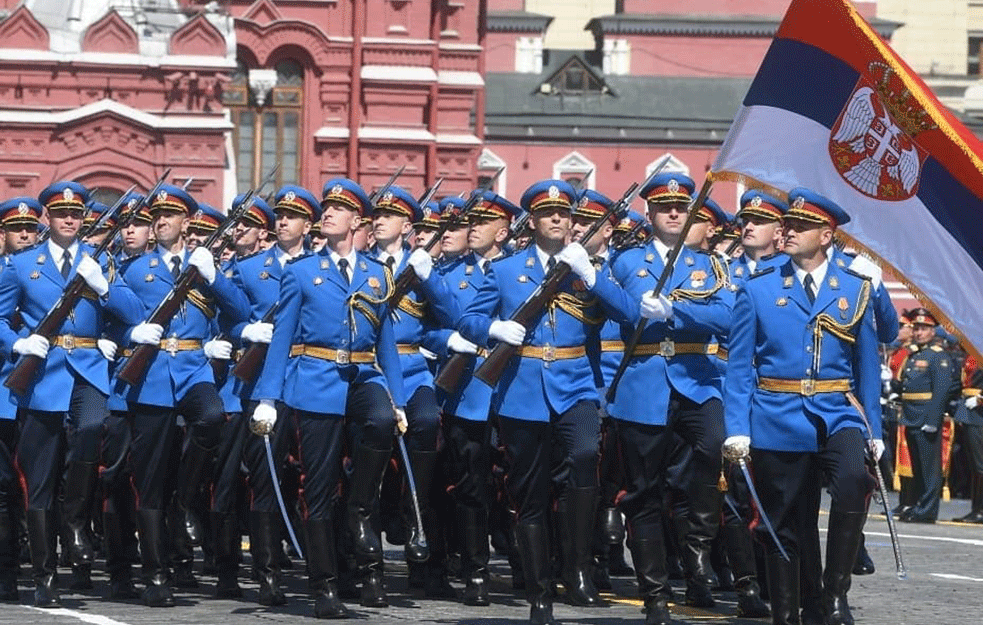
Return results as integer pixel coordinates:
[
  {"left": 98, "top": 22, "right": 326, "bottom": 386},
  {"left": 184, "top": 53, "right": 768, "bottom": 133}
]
[
  {"left": 116, "top": 165, "right": 279, "bottom": 385},
  {"left": 3, "top": 176, "right": 153, "bottom": 396},
  {"left": 230, "top": 301, "right": 278, "bottom": 383},
  {"left": 605, "top": 176, "right": 714, "bottom": 403},
  {"left": 472, "top": 170, "right": 660, "bottom": 388},
  {"left": 386, "top": 168, "right": 503, "bottom": 312},
  {"left": 369, "top": 164, "right": 406, "bottom": 204}
]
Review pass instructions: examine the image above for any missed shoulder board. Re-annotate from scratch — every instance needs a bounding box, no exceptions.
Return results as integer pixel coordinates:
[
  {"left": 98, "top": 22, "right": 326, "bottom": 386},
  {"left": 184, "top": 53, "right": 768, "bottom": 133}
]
[
  {"left": 747, "top": 266, "right": 775, "bottom": 280},
  {"left": 237, "top": 249, "right": 265, "bottom": 262},
  {"left": 118, "top": 252, "right": 144, "bottom": 267},
  {"left": 693, "top": 249, "right": 711, "bottom": 256},
  {"left": 11, "top": 242, "right": 41, "bottom": 257},
  {"left": 931, "top": 345, "right": 944, "bottom": 352},
  {"left": 759, "top": 252, "right": 780, "bottom": 262},
  {"left": 361, "top": 254, "right": 386, "bottom": 267},
  {"left": 285, "top": 251, "right": 311, "bottom": 265},
  {"left": 840, "top": 267, "right": 870, "bottom": 282}
]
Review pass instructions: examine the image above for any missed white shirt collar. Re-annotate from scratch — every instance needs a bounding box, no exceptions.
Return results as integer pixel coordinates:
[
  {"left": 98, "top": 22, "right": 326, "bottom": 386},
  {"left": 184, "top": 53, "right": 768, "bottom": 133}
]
[
  {"left": 534, "top": 244, "right": 555, "bottom": 271},
  {"left": 794, "top": 260, "right": 829, "bottom": 295},
  {"left": 329, "top": 248, "right": 358, "bottom": 271},
  {"left": 744, "top": 256, "right": 757, "bottom": 275},
  {"left": 652, "top": 238, "right": 671, "bottom": 264},
  {"left": 275, "top": 244, "right": 303, "bottom": 269},
  {"left": 157, "top": 243, "right": 186, "bottom": 269},
  {"left": 47, "top": 239, "right": 79, "bottom": 264},
  {"left": 376, "top": 246, "right": 404, "bottom": 269}
]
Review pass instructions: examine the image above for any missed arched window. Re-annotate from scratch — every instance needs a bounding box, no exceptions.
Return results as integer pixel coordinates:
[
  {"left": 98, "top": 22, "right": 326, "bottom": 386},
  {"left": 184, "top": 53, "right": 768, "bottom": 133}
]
[{"left": 223, "top": 59, "right": 303, "bottom": 191}]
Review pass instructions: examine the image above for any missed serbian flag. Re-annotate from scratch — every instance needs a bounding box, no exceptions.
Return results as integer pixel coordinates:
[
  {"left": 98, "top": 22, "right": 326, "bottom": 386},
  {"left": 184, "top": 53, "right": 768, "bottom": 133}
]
[{"left": 711, "top": 0, "right": 983, "bottom": 361}]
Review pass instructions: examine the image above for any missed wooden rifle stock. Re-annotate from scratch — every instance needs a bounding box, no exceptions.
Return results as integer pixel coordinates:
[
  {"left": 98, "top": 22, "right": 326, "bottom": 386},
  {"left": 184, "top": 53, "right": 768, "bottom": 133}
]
[{"left": 231, "top": 302, "right": 278, "bottom": 383}]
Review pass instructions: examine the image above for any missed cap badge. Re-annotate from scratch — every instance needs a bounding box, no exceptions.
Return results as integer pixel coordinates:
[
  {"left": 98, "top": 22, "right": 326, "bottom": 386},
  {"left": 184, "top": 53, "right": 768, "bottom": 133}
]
[
  {"left": 157, "top": 190, "right": 168, "bottom": 202},
  {"left": 750, "top": 196, "right": 762, "bottom": 208},
  {"left": 284, "top": 191, "right": 296, "bottom": 203},
  {"left": 667, "top": 179, "right": 679, "bottom": 193},
  {"left": 194, "top": 210, "right": 203, "bottom": 220},
  {"left": 619, "top": 216, "right": 631, "bottom": 228},
  {"left": 579, "top": 196, "right": 589, "bottom": 208},
  {"left": 548, "top": 185, "right": 559, "bottom": 199},
  {"left": 792, "top": 196, "right": 805, "bottom": 210},
  {"left": 331, "top": 184, "right": 343, "bottom": 195},
  {"left": 383, "top": 191, "right": 394, "bottom": 203},
  {"left": 17, "top": 202, "right": 28, "bottom": 215},
  {"left": 423, "top": 207, "right": 432, "bottom": 218},
  {"left": 127, "top": 198, "right": 138, "bottom": 210},
  {"left": 63, "top": 188, "right": 74, "bottom": 201}
]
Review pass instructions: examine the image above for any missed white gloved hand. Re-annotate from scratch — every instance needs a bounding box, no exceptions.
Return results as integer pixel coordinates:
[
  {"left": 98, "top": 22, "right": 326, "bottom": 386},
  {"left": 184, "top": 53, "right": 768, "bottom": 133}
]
[
  {"left": 131, "top": 322, "right": 163, "bottom": 345},
  {"left": 395, "top": 407, "right": 408, "bottom": 435},
  {"left": 250, "top": 399, "right": 277, "bottom": 436},
  {"left": 555, "top": 242, "right": 596, "bottom": 288},
  {"left": 203, "top": 338, "right": 233, "bottom": 360},
  {"left": 447, "top": 331, "right": 479, "bottom": 355},
  {"left": 966, "top": 395, "right": 981, "bottom": 410},
  {"left": 849, "top": 254, "right": 882, "bottom": 289},
  {"left": 242, "top": 321, "right": 273, "bottom": 344},
  {"left": 188, "top": 247, "right": 217, "bottom": 284},
  {"left": 76, "top": 255, "right": 109, "bottom": 296},
  {"left": 881, "top": 364, "right": 893, "bottom": 382},
  {"left": 871, "top": 439, "right": 885, "bottom": 462},
  {"left": 640, "top": 292, "right": 673, "bottom": 321},
  {"left": 97, "top": 339, "right": 117, "bottom": 361},
  {"left": 407, "top": 248, "right": 433, "bottom": 281},
  {"left": 722, "top": 435, "right": 751, "bottom": 462},
  {"left": 489, "top": 320, "right": 526, "bottom": 346},
  {"left": 13, "top": 334, "right": 49, "bottom": 359}
]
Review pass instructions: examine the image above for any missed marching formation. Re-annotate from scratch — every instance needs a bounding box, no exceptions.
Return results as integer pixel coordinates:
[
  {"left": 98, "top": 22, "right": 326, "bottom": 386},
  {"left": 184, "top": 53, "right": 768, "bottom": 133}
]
[{"left": 0, "top": 167, "right": 965, "bottom": 625}]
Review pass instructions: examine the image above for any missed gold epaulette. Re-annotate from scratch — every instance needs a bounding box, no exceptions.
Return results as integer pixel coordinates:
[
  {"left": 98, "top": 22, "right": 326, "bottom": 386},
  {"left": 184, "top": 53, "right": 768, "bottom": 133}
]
[
  {"left": 670, "top": 254, "right": 727, "bottom": 301},
  {"left": 187, "top": 288, "right": 216, "bottom": 319},
  {"left": 397, "top": 294, "right": 426, "bottom": 319},
  {"left": 550, "top": 292, "right": 603, "bottom": 325}
]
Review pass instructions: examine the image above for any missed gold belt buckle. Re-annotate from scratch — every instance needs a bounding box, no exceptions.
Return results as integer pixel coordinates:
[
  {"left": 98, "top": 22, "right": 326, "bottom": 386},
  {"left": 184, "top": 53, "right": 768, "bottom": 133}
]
[
  {"left": 165, "top": 336, "right": 179, "bottom": 356},
  {"left": 801, "top": 379, "right": 816, "bottom": 396},
  {"left": 336, "top": 349, "right": 350, "bottom": 365},
  {"left": 62, "top": 334, "right": 75, "bottom": 352},
  {"left": 542, "top": 345, "right": 556, "bottom": 362},
  {"left": 660, "top": 340, "right": 675, "bottom": 357}
]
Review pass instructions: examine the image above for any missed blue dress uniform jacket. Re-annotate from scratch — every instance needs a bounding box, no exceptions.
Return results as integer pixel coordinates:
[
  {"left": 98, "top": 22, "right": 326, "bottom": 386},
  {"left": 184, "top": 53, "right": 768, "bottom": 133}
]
[
  {"left": 0, "top": 244, "right": 143, "bottom": 412},
  {"left": 229, "top": 247, "right": 283, "bottom": 402},
  {"left": 725, "top": 259, "right": 883, "bottom": 452},
  {"left": 457, "top": 245, "right": 630, "bottom": 423},
  {"left": 831, "top": 247, "right": 899, "bottom": 344},
  {"left": 0, "top": 258, "right": 24, "bottom": 419},
  {"left": 118, "top": 248, "right": 250, "bottom": 407},
  {"left": 896, "top": 342, "right": 953, "bottom": 430},
  {"left": 607, "top": 244, "right": 733, "bottom": 426},
  {"left": 214, "top": 258, "right": 243, "bottom": 414},
  {"left": 253, "top": 249, "right": 406, "bottom": 412}
]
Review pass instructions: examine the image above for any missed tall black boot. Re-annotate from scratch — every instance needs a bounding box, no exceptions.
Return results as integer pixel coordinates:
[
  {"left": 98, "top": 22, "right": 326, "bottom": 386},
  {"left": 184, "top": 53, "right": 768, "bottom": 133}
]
[
  {"left": 25, "top": 509, "right": 59, "bottom": 607},
  {"left": 175, "top": 439, "right": 214, "bottom": 547},
  {"left": 135, "top": 509, "right": 174, "bottom": 607},
  {"left": 559, "top": 487, "right": 605, "bottom": 606},
  {"left": 306, "top": 518, "right": 349, "bottom": 619},
  {"left": 62, "top": 461, "right": 98, "bottom": 567},
  {"left": 251, "top": 511, "right": 287, "bottom": 606},
  {"left": 346, "top": 445, "right": 390, "bottom": 562},
  {"left": 459, "top": 505, "right": 490, "bottom": 606},
  {"left": 212, "top": 511, "right": 243, "bottom": 598},
  {"left": 404, "top": 450, "right": 438, "bottom": 564},
  {"left": 823, "top": 511, "right": 866, "bottom": 625},
  {"left": 766, "top": 552, "right": 801, "bottom": 625},
  {"left": 954, "top": 473, "right": 983, "bottom": 523},
  {"left": 103, "top": 502, "right": 139, "bottom": 600},
  {"left": 852, "top": 533, "right": 875, "bottom": 575},
  {"left": 629, "top": 538, "right": 672, "bottom": 625},
  {"left": 0, "top": 506, "right": 18, "bottom": 601},
  {"left": 678, "top": 486, "right": 720, "bottom": 607},
  {"left": 515, "top": 523, "right": 555, "bottom": 625},
  {"left": 722, "top": 523, "right": 770, "bottom": 618},
  {"left": 168, "top": 500, "right": 198, "bottom": 589},
  {"left": 799, "top": 521, "right": 824, "bottom": 625}
]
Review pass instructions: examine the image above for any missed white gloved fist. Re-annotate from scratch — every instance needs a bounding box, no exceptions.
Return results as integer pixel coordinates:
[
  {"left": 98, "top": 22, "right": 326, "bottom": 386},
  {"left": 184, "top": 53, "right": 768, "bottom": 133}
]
[
  {"left": 849, "top": 254, "right": 882, "bottom": 289},
  {"left": 871, "top": 439, "right": 886, "bottom": 462},
  {"left": 131, "top": 322, "right": 163, "bottom": 345},
  {"left": 555, "top": 243, "right": 596, "bottom": 288},
  {"left": 407, "top": 248, "right": 433, "bottom": 281},
  {"left": 722, "top": 435, "right": 751, "bottom": 462},
  {"left": 242, "top": 321, "right": 273, "bottom": 344},
  {"left": 447, "top": 331, "right": 478, "bottom": 355},
  {"left": 76, "top": 255, "right": 109, "bottom": 297},
  {"left": 395, "top": 407, "right": 408, "bottom": 435},
  {"left": 97, "top": 339, "right": 117, "bottom": 361},
  {"left": 188, "top": 247, "right": 217, "bottom": 284},
  {"left": 203, "top": 338, "right": 233, "bottom": 360},
  {"left": 880, "top": 364, "right": 893, "bottom": 382},
  {"left": 967, "top": 395, "right": 981, "bottom": 410},
  {"left": 13, "top": 334, "right": 49, "bottom": 359},
  {"left": 640, "top": 292, "right": 673, "bottom": 321},
  {"left": 489, "top": 320, "right": 526, "bottom": 346},
  {"left": 250, "top": 399, "right": 277, "bottom": 436}
]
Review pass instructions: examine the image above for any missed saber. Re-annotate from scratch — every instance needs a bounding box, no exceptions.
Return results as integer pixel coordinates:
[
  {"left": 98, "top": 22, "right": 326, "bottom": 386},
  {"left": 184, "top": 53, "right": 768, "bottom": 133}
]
[
  {"left": 265, "top": 434, "right": 303, "bottom": 560},
  {"left": 736, "top": 458, "right": 790, "bottom": 562},
  {"left": 397, "top": 433, "right": 427, "bottom": 557},
  {"left": 723, "top": 492, "right": 742, "bottom": 521},
  {"left": 845, "top": 391, "right": 907, "bottom": 580}
]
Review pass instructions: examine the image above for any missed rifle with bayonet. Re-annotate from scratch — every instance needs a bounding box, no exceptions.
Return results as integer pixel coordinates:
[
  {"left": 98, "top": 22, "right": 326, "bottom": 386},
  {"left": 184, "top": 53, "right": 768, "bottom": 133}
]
[
  {"left": 3, "top": 176, "right": 152, "bottom": 395},
  {"left": 116, "top": 165, "right": 279, "bottom": 385},
  {"left": 230, "top": 300, "right": 279, "bottom": 383},
  {"left": 369, "top": 165, "right": 406, "bottom": 204}
]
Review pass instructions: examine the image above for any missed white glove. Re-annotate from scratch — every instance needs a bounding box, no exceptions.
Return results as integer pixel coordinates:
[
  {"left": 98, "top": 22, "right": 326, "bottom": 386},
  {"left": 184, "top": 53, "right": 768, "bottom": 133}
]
[
  {"left": 250, "top": 399, "right": 277, "bottom": 436},
  {"left": 203, "top": 338, "right": 233, "bottom": 360},
  {"left": 188, "top": 247, "right": 217, "bottom": 284},
  {"left": 13, "top": 334, "right": 49, "bottom": 359},
  {"left": 555, "top": 243, "right": 596, "bottom": 288},
  {"left": 880, "top": 364, "right": 893, "bottom": 382},
  {"left": 489, "top": 319, "right": 525, "bottom": 346},
  {"left": 76, "top": 255, "right": 109, "bottom": 297},
  {"left": 447, "top": 331, "right": 478, "bottom": 355},
  {"left": 967, "top": 395, "right": 981, "bottom": 410},
  {"left": 871, "top": 439, "right": 885, "bottom": 462},
  {"left": 97, "top": 339, "right": 117, "bottom": 360},
  {"left": 722, "top": 435, "right": 751, "bottom": 462},
  {"left": 849, "top": 254, "right": 882, "bottom": 289},
  {"left": 131, "top": 322, "right": 163, "bottom": 345},
  {"left": 640, "top": 292, "right": 673, "bottom": 321},
  {"left": 395, "top": 407, "right": 408, "bottom": 435},
  {"left": 242, "top": 321, "right": 273, "bottom": 344},
  {"left": 407, "top": 248, "right": 433, "bottom": 281}
]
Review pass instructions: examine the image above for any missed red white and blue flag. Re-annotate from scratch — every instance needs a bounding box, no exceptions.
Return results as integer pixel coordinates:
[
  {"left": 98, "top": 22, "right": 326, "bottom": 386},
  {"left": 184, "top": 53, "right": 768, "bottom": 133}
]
[{"left": 712, "top": 0, "right": 983, "bottom": 359}]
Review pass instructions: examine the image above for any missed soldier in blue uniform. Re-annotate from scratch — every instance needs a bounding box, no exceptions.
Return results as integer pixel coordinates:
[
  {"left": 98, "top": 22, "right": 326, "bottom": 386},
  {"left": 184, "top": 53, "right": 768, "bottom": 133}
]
[
  {"left": 723, "top": 188, "right": 882, "bottom": 625},
  {"left": 458, "top": 179, "right": 631, "bottom": 625},
  {"left": 81, "top": 200, "right": 115, "bottom": 247},
  {"left": 117, "top": 184, "right": 250, "bottom": 607},
  {"left": 250, "top": 179, "right": 406, "bottom": 617},
  {"left": 0, "top": 182, "right": 144, "bottom": 607},
  {"left": 0, "top": 197, "right": 41, "bottom": 601}
]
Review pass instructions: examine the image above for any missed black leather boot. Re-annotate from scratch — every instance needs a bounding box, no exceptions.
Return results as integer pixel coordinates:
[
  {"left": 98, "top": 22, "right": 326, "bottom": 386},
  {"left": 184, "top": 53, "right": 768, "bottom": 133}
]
[
  {"left": 103, "top": 498, "right": 139, "bottom": 600},
  {"left": 251, "top": 511, "right": 287, "bottom": 606},
  {"left": 26, "top": 509, "right": 60, "bottom": 607},
  {"left": 306, "top": 518, "right": 349, "bottom": 618},
  {"left": 954, "top": 473, "right": 983, "bottom": 523},
  {"left": 62, "top": 461, "right": 98, "bottom": 567},
  {"left": 823, "top": 511, "right": 866, "bottom": 625},
  {"left": 175, "top": 439, "right": 214, "bottom": 547},
  {"left": 681, "top": 473, "right": 722, "bottom": 607},
  {"left": 135, "top": 509, "right": 174, "bottom": 608},
  {"left": 766, "top": 552, "right": 801, "bottom": 625},
  {"left": 515, "top": 523, "right": 555, "bottom": 625},
  {"left": 598, "top": 506, "right": 625, "bottom": 546},
  {"left": 628, "top": 538, "right": 672, "bottom": 625},
  {"left": 459, "top": 505, "right": 490, "bottom": 606},
  {"left": 346, "top": 445, "right": 390, "bottom": 562},
  {"left": 404, "top": 450, "right": 437, "bottom": 564},
  {"left": 852, "top": 533, "right": 875, "bottom": 575},
  {"left": 212, "top": 511, "right": 243, "bottom": 598},
  {"left": 168, "top": 501, "right": 199, "bottom": 589},
  {"left": 722, "top": 523, "right": 770, "bottom": 618},
  {"left": 559, "top": 487, "right": 605, "bottom": 606}
]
